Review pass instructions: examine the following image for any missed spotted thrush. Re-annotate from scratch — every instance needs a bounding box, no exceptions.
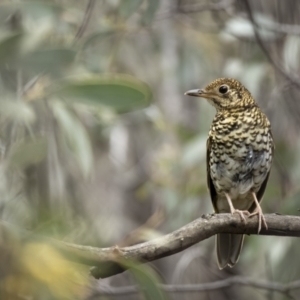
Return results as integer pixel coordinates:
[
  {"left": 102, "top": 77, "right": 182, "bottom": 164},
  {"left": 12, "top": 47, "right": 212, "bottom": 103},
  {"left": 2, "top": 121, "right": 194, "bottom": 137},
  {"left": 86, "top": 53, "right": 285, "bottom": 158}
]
[{"left": 185, "top": 78, "right": 274, "bottom": 269}]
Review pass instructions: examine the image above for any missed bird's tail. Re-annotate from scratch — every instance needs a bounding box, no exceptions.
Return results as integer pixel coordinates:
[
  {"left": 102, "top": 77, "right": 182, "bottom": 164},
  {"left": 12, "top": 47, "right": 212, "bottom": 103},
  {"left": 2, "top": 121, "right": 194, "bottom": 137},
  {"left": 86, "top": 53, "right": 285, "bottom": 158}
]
[{"left": 216, "top": 233, "right": 244, "bottom": 269}]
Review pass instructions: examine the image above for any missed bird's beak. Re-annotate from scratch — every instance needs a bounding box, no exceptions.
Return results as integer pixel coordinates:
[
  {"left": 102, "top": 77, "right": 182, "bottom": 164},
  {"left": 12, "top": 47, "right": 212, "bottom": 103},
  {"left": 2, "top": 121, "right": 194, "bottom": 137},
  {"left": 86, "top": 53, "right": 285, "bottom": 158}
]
[{"left": 184, "top": 89, "right": 207, "bottom": 97}]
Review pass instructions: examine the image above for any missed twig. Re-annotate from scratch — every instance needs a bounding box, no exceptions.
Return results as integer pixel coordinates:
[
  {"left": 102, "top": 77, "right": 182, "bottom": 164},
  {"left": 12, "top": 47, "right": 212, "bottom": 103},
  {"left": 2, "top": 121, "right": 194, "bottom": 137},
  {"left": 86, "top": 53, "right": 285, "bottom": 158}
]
[
  {"left": 178, "top": 0, "right": 300, "bottom": 37},
  {"left": 243, "top": 0, "right": 300, "bottom": 90},
  {"left": 74, "top": 0, "right": 96, "bottom": 41}
]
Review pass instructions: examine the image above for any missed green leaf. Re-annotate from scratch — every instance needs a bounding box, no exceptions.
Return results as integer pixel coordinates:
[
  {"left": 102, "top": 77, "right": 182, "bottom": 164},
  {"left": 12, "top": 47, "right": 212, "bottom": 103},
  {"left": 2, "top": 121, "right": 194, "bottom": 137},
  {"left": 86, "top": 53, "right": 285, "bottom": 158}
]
[
  {"left": 0, "top": 99, "right": 35, "bottom": 124},
  {"left": 0, "top": 2, "right": 61, "bottom": 20},
  {"left": 127, "top": 263, "right": 167, "bottom": 300},
  {"left": 51, "top": 101, "right": 93, "bottom": 177},
  {"left": 119, "top": 0, "right": 144, "bottom": 19},
  {"left": 142, "top": 0, "right": 160, "bottom": 25},
  {"left": 20, "top": 1, "right": 61, "bottom": 20},
  {"left": 21, "top": 48, "right": 76, "bottom": 74},
  {"left": 9, "top": 138, "right": 47, "bottom": 169},
  {"left": 82, "top": 30, "right": 116, "bottom": 48},
  {"left": 0, "top": 33, "right": 23, "bottom": 65},
  {"left": 53, "top": 75, "right": 152, "bottom": 112}
]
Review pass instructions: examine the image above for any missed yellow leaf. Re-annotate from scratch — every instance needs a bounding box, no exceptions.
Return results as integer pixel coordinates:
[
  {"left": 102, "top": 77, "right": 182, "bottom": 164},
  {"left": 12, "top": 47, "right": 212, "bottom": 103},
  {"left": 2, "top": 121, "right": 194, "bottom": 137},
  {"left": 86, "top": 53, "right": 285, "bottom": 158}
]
[{"left": 21, "top": 242, "right": 88, "bottom": 299}]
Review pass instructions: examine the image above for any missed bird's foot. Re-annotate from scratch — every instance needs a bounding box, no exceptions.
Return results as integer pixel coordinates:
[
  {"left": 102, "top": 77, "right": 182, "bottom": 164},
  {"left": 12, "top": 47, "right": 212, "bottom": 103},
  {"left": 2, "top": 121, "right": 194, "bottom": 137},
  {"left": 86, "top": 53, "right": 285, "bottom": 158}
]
[
  {"left": 249, "top": 208, "right": 268, "bottom": 234},
  {"left": 224, "top": 193, "right": 250, "bottom": 223},
  {"left": 231, "top": 209, "right": 250, "bottom": 223},
  {"left": 250, "top": 192, "right": 268, "bottom": 234}
]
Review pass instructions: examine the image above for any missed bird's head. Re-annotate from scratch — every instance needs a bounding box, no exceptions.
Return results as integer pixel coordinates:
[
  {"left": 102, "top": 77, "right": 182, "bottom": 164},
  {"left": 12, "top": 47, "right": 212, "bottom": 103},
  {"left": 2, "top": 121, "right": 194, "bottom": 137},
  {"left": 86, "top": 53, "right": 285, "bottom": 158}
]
[{"left": 185, "top": 78, "right": 256, "bottom": 110}]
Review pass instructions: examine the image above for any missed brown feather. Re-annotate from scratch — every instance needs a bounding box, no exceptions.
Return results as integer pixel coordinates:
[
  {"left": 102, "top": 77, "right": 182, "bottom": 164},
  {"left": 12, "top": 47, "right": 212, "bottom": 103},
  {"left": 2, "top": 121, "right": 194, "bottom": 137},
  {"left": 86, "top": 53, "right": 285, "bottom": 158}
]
[{"left": 206, "top": 137, "right": 218, "bottom": 212}]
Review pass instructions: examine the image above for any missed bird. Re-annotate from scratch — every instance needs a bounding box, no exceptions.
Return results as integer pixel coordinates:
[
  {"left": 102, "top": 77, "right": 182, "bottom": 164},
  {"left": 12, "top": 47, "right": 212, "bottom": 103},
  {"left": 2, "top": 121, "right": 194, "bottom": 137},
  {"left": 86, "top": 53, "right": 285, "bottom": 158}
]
[{"left": 185, "top": 78, "right": 274, "bottom": 269}]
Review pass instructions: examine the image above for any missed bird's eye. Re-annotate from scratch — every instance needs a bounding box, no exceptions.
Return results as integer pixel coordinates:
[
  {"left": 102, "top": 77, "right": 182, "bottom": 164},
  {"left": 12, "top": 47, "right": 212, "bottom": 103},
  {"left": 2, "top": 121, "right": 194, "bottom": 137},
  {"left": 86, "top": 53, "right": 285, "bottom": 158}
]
[{"left": 219, "top": 85, "right": 228, "bottom": 94}]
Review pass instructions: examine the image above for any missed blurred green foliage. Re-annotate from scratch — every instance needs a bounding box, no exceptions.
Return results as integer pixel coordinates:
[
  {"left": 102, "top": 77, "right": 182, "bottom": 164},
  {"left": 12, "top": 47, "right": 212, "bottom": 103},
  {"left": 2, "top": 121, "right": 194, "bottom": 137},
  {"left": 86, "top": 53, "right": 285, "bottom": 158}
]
[{"left": 0, "top": 0, "right": 299, "bottom": 300}]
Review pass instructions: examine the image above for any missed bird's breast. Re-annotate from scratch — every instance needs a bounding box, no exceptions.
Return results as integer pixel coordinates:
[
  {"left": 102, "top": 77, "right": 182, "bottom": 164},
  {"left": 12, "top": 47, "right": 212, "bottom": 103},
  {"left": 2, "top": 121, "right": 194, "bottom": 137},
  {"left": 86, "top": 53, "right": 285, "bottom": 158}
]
[{"left": 209, "top": 124, "right": 273, "bottom": 200}]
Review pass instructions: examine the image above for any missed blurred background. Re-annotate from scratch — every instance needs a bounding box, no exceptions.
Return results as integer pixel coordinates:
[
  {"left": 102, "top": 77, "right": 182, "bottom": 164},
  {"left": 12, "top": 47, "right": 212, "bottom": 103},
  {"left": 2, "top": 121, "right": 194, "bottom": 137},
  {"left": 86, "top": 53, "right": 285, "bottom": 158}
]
[{"left": 0, "top": 0, "right": 300, "bottom": 299}]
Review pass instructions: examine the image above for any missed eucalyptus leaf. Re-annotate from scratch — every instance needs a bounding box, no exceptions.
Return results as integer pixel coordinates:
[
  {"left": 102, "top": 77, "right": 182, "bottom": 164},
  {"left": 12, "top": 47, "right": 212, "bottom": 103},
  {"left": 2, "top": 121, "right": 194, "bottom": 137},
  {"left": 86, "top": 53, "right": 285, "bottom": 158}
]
[
  {"left": 53, "top": 75, "right": 152, "bottom": 112},
  {"left": 0, "top": 2, "right": 61, "bottom": 20},
  {"left": 0, "top": 99, "right": 36, "bottom": 124},
  {"left": 127, "top": 263, "right": 167, "bottom": 300},
  {"left": 51, "top": 101, "right": 93, "bottom": 177},
  {"left": 0, "top": 33, "right": 23, "bottom": 65},
  {"left": 21, "top": 48, "right": 76, "bottom": 74},
  {"left": 10, "top": 138, "right": 47, "bottom": 169},
  {"left": 142, "top": 0, "right": 160, "bottom": 25},
  {"left": 119, "top": 0, "right": 143, "bottom": 19},
  {"left": 82, "top": 30, "right": 116, "bottom": 48},
  {"left": 20, "top": 1, "right": 61, "bottom": 20}
]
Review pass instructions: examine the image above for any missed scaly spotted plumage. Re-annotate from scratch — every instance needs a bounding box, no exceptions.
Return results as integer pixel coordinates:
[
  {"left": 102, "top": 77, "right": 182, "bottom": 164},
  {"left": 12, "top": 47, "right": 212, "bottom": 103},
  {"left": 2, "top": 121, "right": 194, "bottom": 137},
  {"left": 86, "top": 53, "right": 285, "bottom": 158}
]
[{"left": 185, "top": 78, "right": 274, "bottom": 269}]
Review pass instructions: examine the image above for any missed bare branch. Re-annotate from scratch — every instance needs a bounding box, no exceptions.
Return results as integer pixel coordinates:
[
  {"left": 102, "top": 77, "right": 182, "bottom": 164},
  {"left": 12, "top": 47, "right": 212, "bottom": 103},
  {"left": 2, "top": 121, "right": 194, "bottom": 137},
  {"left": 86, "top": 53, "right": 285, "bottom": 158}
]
[
  {"left": 2, "top": 213, "right": 300, "bottom": 279},
  {"left": 243, "top": 0, "right": 300, "bottom": 90},
  {"left": 178, "top": 0, "right": 300, "bottom": 37},
  {"left": 44, "top": 213, "right": 300, "bottom": 278}
]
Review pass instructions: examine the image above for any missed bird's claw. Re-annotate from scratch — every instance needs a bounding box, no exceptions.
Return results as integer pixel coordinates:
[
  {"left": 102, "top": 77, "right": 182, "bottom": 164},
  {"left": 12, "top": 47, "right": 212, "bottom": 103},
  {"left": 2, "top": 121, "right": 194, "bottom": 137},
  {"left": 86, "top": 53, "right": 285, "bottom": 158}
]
[
  {"left": 231, "top": 209, "right": 250, "bottom": 223},
  {"left": 249, "top": 209, "right": 268, "bottom": 234}
]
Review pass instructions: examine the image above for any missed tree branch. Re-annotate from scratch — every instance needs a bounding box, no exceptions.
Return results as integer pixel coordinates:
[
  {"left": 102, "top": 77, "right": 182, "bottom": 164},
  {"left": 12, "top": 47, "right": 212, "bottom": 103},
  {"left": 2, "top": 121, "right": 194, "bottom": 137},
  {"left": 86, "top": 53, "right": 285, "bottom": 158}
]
[{"left": 2, "top": 213, "right": 300, "bottom": 279}]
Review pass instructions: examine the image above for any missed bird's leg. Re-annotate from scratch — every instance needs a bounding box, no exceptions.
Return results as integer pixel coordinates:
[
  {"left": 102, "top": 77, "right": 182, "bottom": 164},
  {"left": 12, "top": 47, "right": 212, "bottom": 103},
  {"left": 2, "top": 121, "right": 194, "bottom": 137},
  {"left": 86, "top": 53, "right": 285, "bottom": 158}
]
[
  {"left": 249, "top": 192, "right": 268, "bottom": 233},
  {"left": 225, "top": 193, "right": 250, "bottom": 222}
]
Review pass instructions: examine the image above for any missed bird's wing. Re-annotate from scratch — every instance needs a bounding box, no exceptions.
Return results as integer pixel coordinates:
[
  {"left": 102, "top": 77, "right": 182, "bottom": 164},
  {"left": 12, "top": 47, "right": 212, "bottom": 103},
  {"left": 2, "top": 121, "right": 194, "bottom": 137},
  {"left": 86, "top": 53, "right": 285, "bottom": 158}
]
[
  {"left": 249, "top": 131, "right": 275, "bottom": 211},
  {"left": 206, "top": 137, "right": 218, "bottom": 212}
]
